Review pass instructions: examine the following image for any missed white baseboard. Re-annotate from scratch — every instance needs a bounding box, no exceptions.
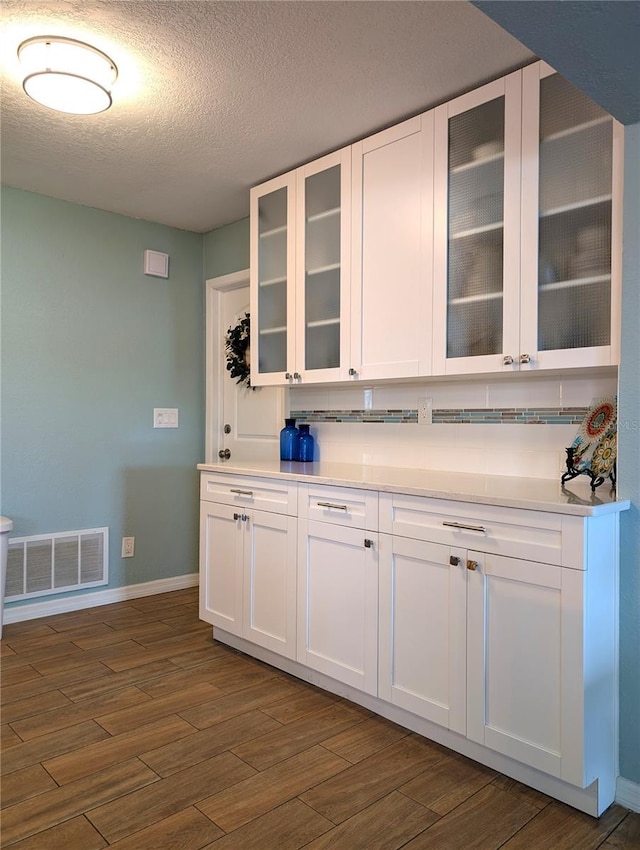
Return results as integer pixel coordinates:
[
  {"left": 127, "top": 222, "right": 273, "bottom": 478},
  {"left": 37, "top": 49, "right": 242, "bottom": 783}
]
[
  {"left": 616, "top": 776, "right": 640, "bottom": 812},
  {"left": 2, "top": 573, "right": 199, "bottom": 624}
]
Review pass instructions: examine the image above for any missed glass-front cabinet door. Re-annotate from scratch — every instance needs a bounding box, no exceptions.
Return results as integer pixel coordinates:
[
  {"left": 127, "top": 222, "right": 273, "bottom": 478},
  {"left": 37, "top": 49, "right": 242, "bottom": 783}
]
[
  {"left": 433, "top": 72, "right": 522, "bottom": 375},
  {"left": 520, "top": 62, "right": 621, "bottom": 369},
  {"left": 295, "top": 148, "right": 351, "bottom": 382},
  {"left": 250, "top": 172, "right": 296, "bottom": 386}
]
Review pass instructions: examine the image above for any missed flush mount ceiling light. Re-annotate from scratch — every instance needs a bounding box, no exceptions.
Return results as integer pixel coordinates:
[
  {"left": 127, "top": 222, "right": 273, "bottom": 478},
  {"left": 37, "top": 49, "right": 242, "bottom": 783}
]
[{"left": 18, "top": 36, "right": 117, "bottom": 114}]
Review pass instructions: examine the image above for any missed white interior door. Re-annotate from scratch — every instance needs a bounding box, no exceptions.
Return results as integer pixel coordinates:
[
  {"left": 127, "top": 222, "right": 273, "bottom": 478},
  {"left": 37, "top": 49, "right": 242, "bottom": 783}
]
[{"left": 206, "top": 271, "right": 284, "bottom": 463}]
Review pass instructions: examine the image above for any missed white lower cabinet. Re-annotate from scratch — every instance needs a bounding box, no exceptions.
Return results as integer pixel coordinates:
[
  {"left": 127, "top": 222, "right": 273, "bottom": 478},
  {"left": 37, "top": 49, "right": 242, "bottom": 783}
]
[
  {"left": 200, "top": 470, "right": 621, "bottom": 816},
  {"left": 378, "top": 534, "right": 467, "bottom": 733},
  {"left": 199, "top": 478, "right": 297, "bottom": 659},
  {"left": 297, "top": 519, "right": 378, "bottom": 695}
]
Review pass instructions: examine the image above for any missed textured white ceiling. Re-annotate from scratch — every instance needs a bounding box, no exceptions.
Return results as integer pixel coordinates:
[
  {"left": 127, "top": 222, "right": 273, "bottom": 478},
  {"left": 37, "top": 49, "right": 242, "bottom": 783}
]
[{"left": 0, "top": 1, "right": 534, "bottom": 232}]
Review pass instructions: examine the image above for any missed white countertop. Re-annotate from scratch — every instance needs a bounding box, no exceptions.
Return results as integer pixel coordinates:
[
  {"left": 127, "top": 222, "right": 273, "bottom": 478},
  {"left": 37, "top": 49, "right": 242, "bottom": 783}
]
[{"left": 197, "top": 460, "right": 629, "bottom": 517}]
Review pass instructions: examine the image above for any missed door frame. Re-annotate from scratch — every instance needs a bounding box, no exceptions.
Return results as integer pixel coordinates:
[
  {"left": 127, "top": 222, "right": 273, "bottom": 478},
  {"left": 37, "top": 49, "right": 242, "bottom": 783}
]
[{"left": 205, "top": 269, "right": 251, "bottom": 463}]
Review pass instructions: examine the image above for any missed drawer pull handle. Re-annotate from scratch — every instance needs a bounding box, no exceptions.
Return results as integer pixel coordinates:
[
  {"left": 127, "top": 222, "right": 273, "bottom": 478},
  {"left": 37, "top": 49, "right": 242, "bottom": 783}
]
[
  {"left": 467, "top": 560, "right": 478, "bottom": 571},
  {"left": 317, "top": 501, "right": 348, "bottom": 511},
  {"left": 449, "top": 555, "right": 461, "bottom": 566},
  {"left": 442, "top": 521, "right": 486, "bottom": 533},
  {"left": 233, "top": 512, "right": 240, "bottom": 521},
  {"left": 364, "top": 538, "right": 373, "bottom": 549},
  {"left": 230, "top": 489, "right": 254, "bottom": 497}
]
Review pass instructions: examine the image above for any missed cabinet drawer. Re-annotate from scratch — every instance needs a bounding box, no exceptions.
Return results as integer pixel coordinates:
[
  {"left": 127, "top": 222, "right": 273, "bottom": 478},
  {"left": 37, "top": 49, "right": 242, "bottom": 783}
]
[
  {"left": 379, "top": 492, "right": 569, "bottom": 567},
  {"left": 200, "top": 473, "right": 297, "bottom": 516},
  {"left": 298, "top": 484, "right": 378, "bottom": 530}
]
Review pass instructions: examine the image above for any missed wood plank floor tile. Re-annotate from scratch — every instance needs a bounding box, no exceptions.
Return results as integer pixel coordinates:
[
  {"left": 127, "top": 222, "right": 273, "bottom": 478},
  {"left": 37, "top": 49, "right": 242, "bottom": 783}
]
[
  {"left": 168, "top": 655, "right": 279, "bottom": 694},
  {"left": 1, "top": 688, "right": 72, "bottom": 725},
  {"left": 165, "top": 643, "right": 233, "bottom": 669},
  {"left": 71, "top": 621, "right": 177, "bottom": 650},
  {"left": 87, "top": 751, "right": 256, "bottom": 843},
  {"left": 603, "top": 811, "right": 640, "bottom": 849},
  {"left": 60, "top": 658, "right": 180, "bottom": 702},
  {"left": 259, "top": 687, "right": 339, "bottom": 724},
  {"left": 140, "top": 709, "right": 281, "bottom": 777},
  {"left": 0, "top": 641, "right": 84, "bottom": 673},
  {"left": 0, "top": 758, "right": 159, "bottom": 845},
  {"left": 137, "top": 658, "right": 253, "bottom": 699},
  {"left": 97, "top": 682, "right": 223, "bottom": 735},
  {"left": 1, "top": 723, "right": 22, "bottom": 748},
  {"left": 1, "top": 663, "right": 42, "bottom": 687},
  {"left": 499, "top": 801, "right": 628, "bottom": 850},
  {"left": 232, "top": 703, "right": 365, "bottom": 771},
  {"left": 3, "top": 815, "right": 107, "bottom": 850},
  {"left": 400, "top": 751, "right": 497, "bottom": 815},
  {"left": 490, "top": 774, "right": 552, "bottom": 810},
  {"left": 180, "top": 678, "right": 305, "bottom": 730},
  {"left": 322, "top": 715, "right": 412, "bottom": 763},
  {"left": 10, "top": 685, "right": 151, "bottom": 740},
  {"left": 303, "top": 790, "right": 439, "bottom": 850},
  {"left": 44, "top": 714, "right": 196, "bottom": 784},
  {"left": 300, "top": 734, "right": 446, "bottom": 825},
  {"left": 200, "top": 798, "right": 334, "bottom": 850},
  {"left": 107, "top": 806, "right": 224, "bottom": 850},
  {"left": 1, "top": 720, "right": 110, "bottom": 776},
  {"left": 401, "top": 784, "right": 540, "bottom": 850},
  {"left": 30, "top": 639, "right": 146, "bottom": 676},
  {"left": 1, "top": 641, "right": 17, "bottom": 657},
  {"left": 4, "top": 622, "right": 118, "bottom": 653},
  {"left": 102, "top": 633, "right": 214, "bottom": 672},
  {"left": 196, "top": 745, "right": 350, "bottom": 833},
  {"left": 2, "top": 660, "right": 112, "bottom": 705},
  {"left": 1, "top": 762, "right": 58, "bottom": 808},
  {"left": 1, "top": 622, "right": 56, "bottom": 641}
]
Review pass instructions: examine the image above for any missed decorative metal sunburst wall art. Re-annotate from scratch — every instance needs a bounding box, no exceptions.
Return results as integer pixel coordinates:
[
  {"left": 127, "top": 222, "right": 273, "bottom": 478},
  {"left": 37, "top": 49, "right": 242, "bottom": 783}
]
[
  {"left": 561, "top": 397, "right": 617, "bottom": 490},
  {"left": 225, "top": 312, "right": 252, "bottom": 388}
]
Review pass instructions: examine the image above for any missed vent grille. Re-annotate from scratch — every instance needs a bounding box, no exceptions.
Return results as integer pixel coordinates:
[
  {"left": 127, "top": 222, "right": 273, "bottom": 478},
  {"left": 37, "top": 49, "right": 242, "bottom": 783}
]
[{"left": 6, "top": 528, "right": 108, "bottom": 601}]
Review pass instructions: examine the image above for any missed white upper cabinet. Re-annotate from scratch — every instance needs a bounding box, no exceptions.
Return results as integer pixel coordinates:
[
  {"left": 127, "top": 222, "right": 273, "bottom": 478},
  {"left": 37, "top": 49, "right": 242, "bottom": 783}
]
[
  {"left": 251, "top": 149, "right": 351, "bottom": 386},
  {"left": 519, "top": 62, "right": 622, "bottom": 370},
  {"left": 433, "top": 72, "right": 523, "bottom": 375},
  {"left": 350, "top": 115, "right": 434, "bottom": 380},
  {"left": 433, "top": 64, "right": 622, "bottom": 376}
]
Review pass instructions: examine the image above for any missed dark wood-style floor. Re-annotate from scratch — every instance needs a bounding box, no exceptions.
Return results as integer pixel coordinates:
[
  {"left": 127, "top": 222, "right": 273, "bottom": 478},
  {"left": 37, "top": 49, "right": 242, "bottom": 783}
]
[{"left": 1, "top": 587, "right": 638, "bottom": 849}]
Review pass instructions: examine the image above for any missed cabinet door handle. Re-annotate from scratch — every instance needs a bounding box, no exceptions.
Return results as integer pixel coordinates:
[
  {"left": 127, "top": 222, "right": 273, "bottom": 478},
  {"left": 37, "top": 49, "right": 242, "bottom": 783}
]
[
  {"left": 293, "top": 372, "right": 301, "bottom": 380},
  {"left": 233, "top": 512, "right": 240, "bottom": 521},
  {"left": 449, "top": 555, "right": 461, "bottom": 566},
  {"left": 519, "top": 353, "right": 531, "bottom": 364},
  {"left": 503, "top": 355, "right": 514, "bottom": 366},
  {"left": 442, "top": 521, "right": 486, "bottom": 533},
  {"left": 467, "top": 560, "right": 478, "bottom": 571},
  {"left": 230, "top": 489, "right": 254, "bottom": 496},
  {"left": 348, "top": 367, "right": 357, "bottom": 376},
  {"left": 316, "top": 501, "right": 348, "bottom": 511},
  {"left": 218, "top": 448, "right": 231, "bottom": 459},
  {"left": 241, "top": 514, "right": 249, "bottom": 522},
  {"left": 364, "top": 538, "right": 374, "bottom": 548},
  {"left": 285, "top": 372, "right": 292, "bottom": 380}
]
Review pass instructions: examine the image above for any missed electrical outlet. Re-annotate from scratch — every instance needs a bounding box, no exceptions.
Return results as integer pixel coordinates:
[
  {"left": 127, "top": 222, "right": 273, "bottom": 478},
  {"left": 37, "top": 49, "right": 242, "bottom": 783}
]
[
  {"left": 121, "top": 537, "right": 135, "bottom": 558},
  {"left": 418, "top": 397, "right": 432, "bottom": 425}
]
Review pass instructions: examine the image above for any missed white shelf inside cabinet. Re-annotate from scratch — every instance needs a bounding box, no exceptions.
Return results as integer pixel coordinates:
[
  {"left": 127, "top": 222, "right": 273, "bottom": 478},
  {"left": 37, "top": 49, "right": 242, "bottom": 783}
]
[
  {"left": 259, "top": 224, "right": 287, "bottom": 238},
  {"left": 306, "top": 317, "right": 340, "bottom": 328},
  {"left": 540, "top": 195, "right": 612, "bottom": 219},
  {"left": 539, "top": 274, "right": 611, "bottom": 293},
  {"left": 306, "top": 263, "right": 341, "bottom": 276},
  {"left": 259, "top": 326, "right": 287, "bottom": 336},
  {"left": 451, "top": 221, "right": 503, "bottom": 240},
  {"left": 449, "top": 291, "right": 504, "bottom": 306},
  {"left": 450, "top": 152, "right": 504, "bottom": 175},
  {"left": 543, "top": 115, "right": 610, "bottom": 144},
  {"left": 259, "top": 275, "right": 287, "bottom": 287},
  {"left": 307, "top": 206, "right": 340, "bottom": 223}
]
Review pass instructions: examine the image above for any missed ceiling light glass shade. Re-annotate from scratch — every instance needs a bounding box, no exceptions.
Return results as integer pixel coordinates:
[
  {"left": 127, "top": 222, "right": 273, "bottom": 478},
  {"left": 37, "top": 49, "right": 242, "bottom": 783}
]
[{"left": 18, "top": 36, "right": 117, "bottom": 114}]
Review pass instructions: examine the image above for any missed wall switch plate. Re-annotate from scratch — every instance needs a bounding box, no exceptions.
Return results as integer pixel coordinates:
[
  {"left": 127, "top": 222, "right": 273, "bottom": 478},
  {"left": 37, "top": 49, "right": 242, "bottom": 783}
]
[
  {"left": 121, "top": 537, "right": 135, "bottom": 558},
  {"left": 418, "top": 397, "right": 433, "bottom": 425},
  {"left": 154, "top": 408, "right": 179, "bottom": 428}
]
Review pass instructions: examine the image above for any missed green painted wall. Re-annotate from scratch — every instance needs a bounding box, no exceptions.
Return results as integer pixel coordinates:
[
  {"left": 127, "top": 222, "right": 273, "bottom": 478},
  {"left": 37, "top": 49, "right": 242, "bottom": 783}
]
[
  {"left": 203, "top": 217, "right": 249, "bottom": 279},
  {"left": 1, "top": 188, "right": 205, "bottom": 604},
  {"left": 618, "top": 122, "right": 640, "bottom": 784}
]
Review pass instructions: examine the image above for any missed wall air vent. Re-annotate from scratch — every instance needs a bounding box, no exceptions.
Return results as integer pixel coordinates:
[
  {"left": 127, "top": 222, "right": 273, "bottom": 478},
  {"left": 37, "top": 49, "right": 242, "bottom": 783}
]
[{"left": 6, "top": 527, "right": 108, "bottom": 601}]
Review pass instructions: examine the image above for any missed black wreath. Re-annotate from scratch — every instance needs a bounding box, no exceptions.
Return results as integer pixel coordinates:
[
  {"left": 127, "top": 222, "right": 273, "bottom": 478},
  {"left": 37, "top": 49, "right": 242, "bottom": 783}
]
[{"left": 225, "top": 312, "right": 251, "bottom": 388}]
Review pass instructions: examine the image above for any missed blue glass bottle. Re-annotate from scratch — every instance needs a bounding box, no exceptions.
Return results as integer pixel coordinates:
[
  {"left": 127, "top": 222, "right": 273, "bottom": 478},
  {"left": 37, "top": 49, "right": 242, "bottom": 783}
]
[
  {"left": 279, "top": 418, "right": 299, "bottom": 461},
  {"left": 297, "top": 423, "right": 315, "bottom": 462}
]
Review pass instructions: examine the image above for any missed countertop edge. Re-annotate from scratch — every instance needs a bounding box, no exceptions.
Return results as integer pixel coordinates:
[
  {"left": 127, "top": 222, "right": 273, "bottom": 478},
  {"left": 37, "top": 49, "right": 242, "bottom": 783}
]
[{"left": 197, "top": 462, "right": 630, "bottom": 517}]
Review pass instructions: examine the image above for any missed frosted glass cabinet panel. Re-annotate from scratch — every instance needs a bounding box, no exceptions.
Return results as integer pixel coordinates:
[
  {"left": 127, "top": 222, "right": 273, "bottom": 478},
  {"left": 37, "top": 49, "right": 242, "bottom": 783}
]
[
  {"left": 433, "top": 72, "right": 522, "bottom": 375},
  {"left": 250, "top": 172, "right": 296, "bottom": 385},
  {"left": 520, "top": 63, "right": 622, "bottom": 369},
  {"left": 295, "top": 148, "right": 351, "bottom": 382}
]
